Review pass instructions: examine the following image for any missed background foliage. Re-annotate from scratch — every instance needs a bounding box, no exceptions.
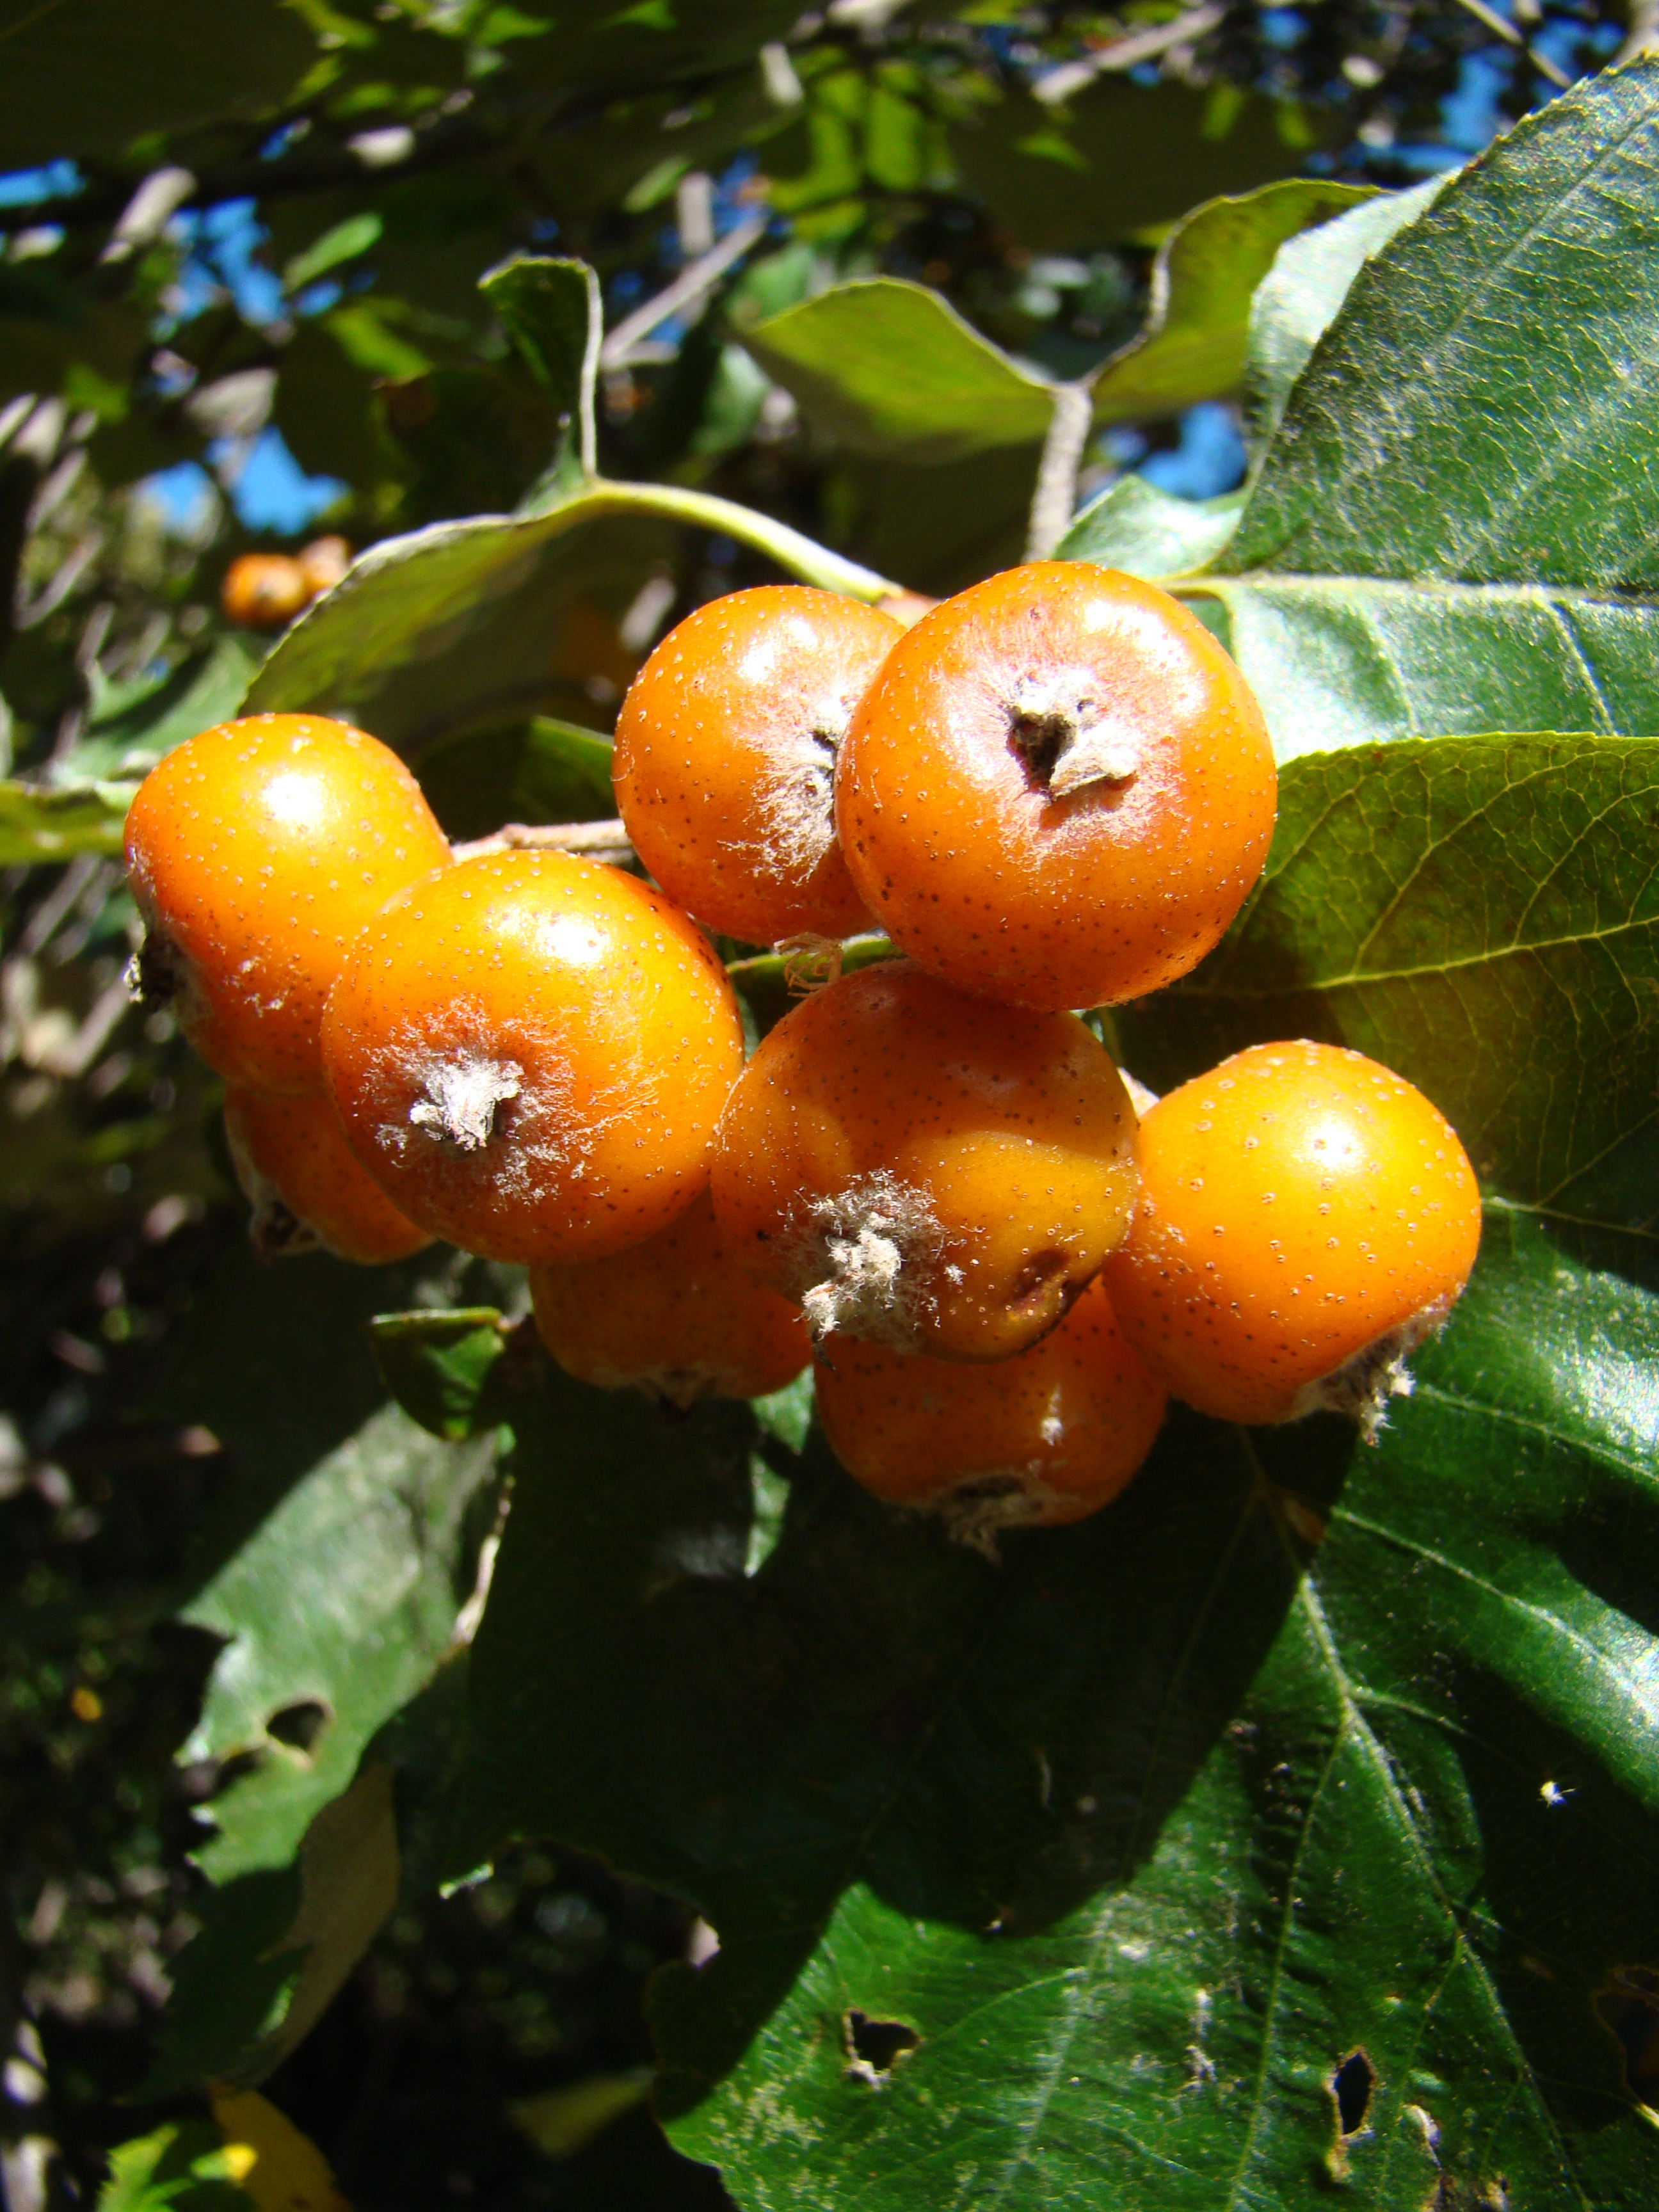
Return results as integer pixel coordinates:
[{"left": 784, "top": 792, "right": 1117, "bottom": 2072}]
[{"left": 2, "top": 4, "right": 1655, "bottom": 2210}]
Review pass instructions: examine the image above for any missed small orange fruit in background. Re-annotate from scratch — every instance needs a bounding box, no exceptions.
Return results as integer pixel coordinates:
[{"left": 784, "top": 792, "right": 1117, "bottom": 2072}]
[
  {"left": 296, "top": 534, "right": 352, "bottom": 598},
  {"left": 710, "top": 959, "right": 1139, "bottom": 1362},
  {"left": 221, "top": 538, "right": 352, "bottom": 630},
  {"left": 124, "top": 713, "right": 454, "bottom": 1093},
  {"left": 321, "top": 850, "right": 746, "bottom": 1265},
  {"left": 224, "top": 1087, "right": 432, "bottom": 1265},
  {"left": 814, "top": 1274, "right": 1166, "bottom": 1551},
  {"left": 220, "top": 553, "right": 309, "bottom": 631},
  {"left": 1105, "top": 1039, "right": 1482, "bottom": 1430},
  {"left": 613, "top": 585, "right": 902, "bottom": 945},
  {"left": 529, "top": 1189, "right": 807, "bottom": 1409},
  {"left": 836, "top": 561, "right": 1276, "bottom": 1011}
]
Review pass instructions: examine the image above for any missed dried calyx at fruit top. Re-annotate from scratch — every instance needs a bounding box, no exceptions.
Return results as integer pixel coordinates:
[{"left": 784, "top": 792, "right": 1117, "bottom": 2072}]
[{"left": 836, "top": 561, "right": 1278, "bottom": 1013}]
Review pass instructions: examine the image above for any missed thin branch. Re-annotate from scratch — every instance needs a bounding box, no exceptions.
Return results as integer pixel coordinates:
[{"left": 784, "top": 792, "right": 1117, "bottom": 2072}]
[
  {"left": 599, "top": 213, "right": 768, "bottom": 369},
  {"left": 15, "top": 531, "right": 104, "bottom": 629},
  {"left": 1033, "top": 7, "right": 1224, "bottom": 104},
  {"left": 451, "top": 819, "right": 634, "bottom": 864},
  {"left": 0, "top": 109, "right": 507, "bottom": 234},
  {"left": 1025, "top": 382, "right": 1093, "bottom": 561},
  {"left": 1447, "top": 0, "right": 1573, "bottom": 86}
]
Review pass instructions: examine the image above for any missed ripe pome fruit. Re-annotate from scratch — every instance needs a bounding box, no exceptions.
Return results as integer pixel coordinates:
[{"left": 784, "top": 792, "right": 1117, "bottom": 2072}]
[
  {"left": 1105, "top": 1039, "right": 1482, "bottom": 1429},
  {"left": 710, "top": 959, "right": 1139, "bottom": 1361},
  {"left": 220, "top": 554, "right": 309, "bottom": 630},
  {"left": 321, "top": 849, "right": 746, "bottom": 1263},
  {"left": 814, "top": 1274, "right": 1166, "bottom": 1551},
  {"left": 224, "top": 1087, "right": 432, "bottom": 1265},
  {"left": 529, "top": 1189, "right": 807, "bottom": 1408},
  {"left": 296, "top": 534, "right": 351, "bottom": 598},
  {"left": 124, "top": 713, "right": 454, "bottom": 1092},
  {"left": 613, "top": 585, "right": 902, "bottom": 944},
  {"left": 836, "top": 561, "right": 1276, "bottom": 1010}
]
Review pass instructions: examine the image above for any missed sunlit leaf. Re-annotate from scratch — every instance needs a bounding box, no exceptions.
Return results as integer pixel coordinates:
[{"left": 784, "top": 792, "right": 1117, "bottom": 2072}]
[
  {"left": 156, "top": 1244, "right": 498, "bottom": 1880},
  {"left": 1242, "top": 176, "right": 1445, "bottom": 458},
  {"left": 1181, "top": 67, "right": 1659, "bottom": 757},
  {"left": 743, "top": 278, "right": 1054, "bottom": 462},
  {"left": 478, "top": 254, "right": 600, "bottom": 488},
  {"left": 1089, "top": 177, "right": 1370, "bottom": 426},
  {"left": 1227, "top": 70, "right": 1659, "bottom": 590},
  {"left": 1058, "top": 474, "right": 1243, "bottom": 575}
]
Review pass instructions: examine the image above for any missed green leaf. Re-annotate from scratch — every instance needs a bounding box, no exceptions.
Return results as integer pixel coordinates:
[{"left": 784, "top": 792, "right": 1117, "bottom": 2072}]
[
  {"left": 742, "top": 184, "right": 1367, "bottom": 469},
  {"left": 371, "top": 1306, "right": 517, "bottom": 1441},
  {"left": 153, "top": 1763, "right": 401, "bottom": 2093},
  {"left": 147, "top": 1869, "right": 307, "bottom": 2099},
  {"left": 415, "top": 714, "right": 615, "bottom": 840},
  {"left": 742, "top": 278, "right": 1055, "bottom": 463},
  {"left": 749, "top": 1368, "right": 813, "bottom": 1456},
  {"left": 1057, "top": 474, "right": 1243, "bottom": 576},
  {"left": 1226, "top": 65, "right": 1659, "bottom": 589},
  {"left": 180, "top": 1402, "right": 494, "bottom": 1880},
  {"left": 58, "top": 635, "right": 262, "bottom": 782},
  {"left": 0, "top": 0, "right": 316, "bottom": 165},
  {"left": 1089, "top": 179, "right": 1371, "bottom": 426},
  {"left": 154, "top": 1659, "right": 476, "bottom": 2097},
  {"left": 374, "top": 360, "right": 566, "bottom": 529},
  {"left": 154, "top": 1242, "right": 499, "bottom": 1880},
  {"left": 479, "top": 254, "right": 601, "bottom": 488},
  {"left": 1199, "top": 572, "right": 1659, "bottom": 760},
  {"left": 239, "top": 482, "right": 895, "bottom": 754},
  {"left": 1119, "top": 734, "right": 1659, "bottom": 1270},
  {"left": 0, "top": 777, "right": 132, "bottom": 863},
  {"left": 97, "top": 2121, "right": 251, "bottom": 2212},
  {"left": 283, "top": 211, "right": 385, "bottom": 293},
  {"left": 1183, "top": 68, "right": 1659, "bottom": 758},
  {"left": 323, "top": 298, "right": 434, "bottom": 383},
  {"left": 1242, "top": 177, "right": 1446, "bottom": 459},
  {"left": 449, "top": 1210, "right": 1659, "bottom": 2207},
  {"left": 949, "top": 77, "right": 1329, "bottom": 250}
]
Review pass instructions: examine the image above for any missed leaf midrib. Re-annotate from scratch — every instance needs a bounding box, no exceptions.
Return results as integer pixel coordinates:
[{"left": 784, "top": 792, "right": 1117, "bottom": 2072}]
[
  {"left": 1279, "top": 1575, "right": 1595, "bottom": 2209},
  {"left": 1199, "top": 574, "right": 1659, "bottom": 611},
  {"left": 1173, "top": 904, "right": 1659, "bottom": 995}
]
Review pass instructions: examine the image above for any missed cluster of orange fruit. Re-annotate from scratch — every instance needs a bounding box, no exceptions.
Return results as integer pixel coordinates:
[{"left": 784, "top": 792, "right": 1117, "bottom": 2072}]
[
  {"left": 124, "top": 561, "right": 1481, "bottom": 1548},
  {"left": 219, "top": 536, "right": 352, "bottom": 632}
]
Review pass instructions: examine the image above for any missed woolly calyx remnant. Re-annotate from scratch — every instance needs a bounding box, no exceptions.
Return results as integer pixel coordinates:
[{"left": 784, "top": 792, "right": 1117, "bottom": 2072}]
[
  {"left": 929, "top": 1470, "right": 1075, "bottom": 1563},
  {"left": 1288, "top": 1294, "right": 1456, "bottom": 1443},
  {"left": 795, "top": 1171, "right": 950, "bottom": 1351},
  {"left": 408, "top": 1057, "right": 524, "bottom": 1153}
]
